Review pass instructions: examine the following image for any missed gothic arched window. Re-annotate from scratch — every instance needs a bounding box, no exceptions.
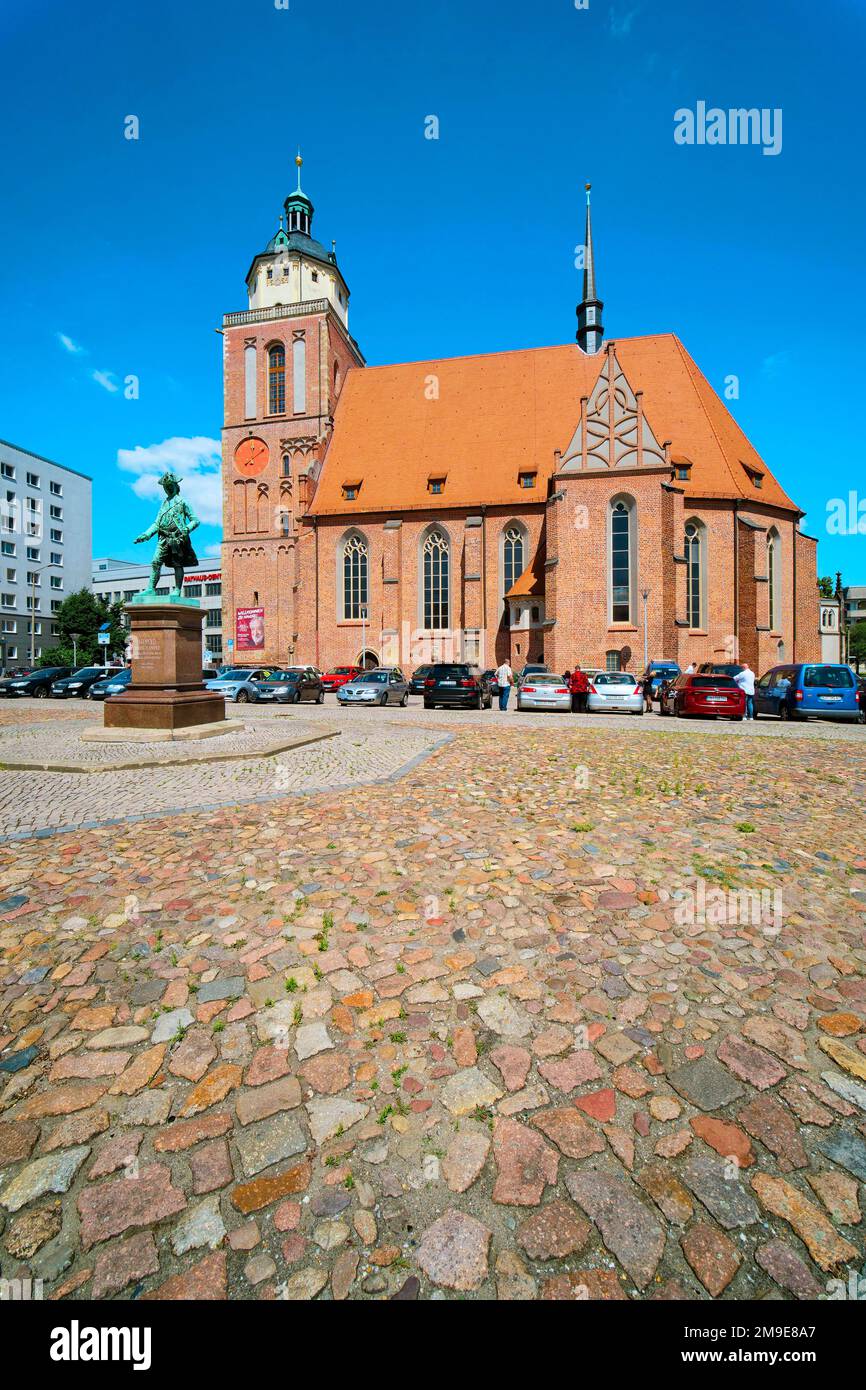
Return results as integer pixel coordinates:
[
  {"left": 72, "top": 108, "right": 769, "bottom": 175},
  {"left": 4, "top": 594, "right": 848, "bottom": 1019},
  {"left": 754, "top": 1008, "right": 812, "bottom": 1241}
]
[
  {"left": 685, "top": 519, "right": 706, "bottom": 629},
  {"left": 267, "top": 344, "right": 285, "bottom": 414},
  {"left": 422, "top": 529, "right": 450, "bottom": 630},
  {"left": 341, "top": 532, "right": 368, "bottom": 621},
  {"left": 609, "top": 497, "right": 635, "bottom": 624},
  {"left": 503, "top": 524, "right": 525, "bottom": 598},
  {"left": 767, "top": 528, "right": 781, "bottom": 630}
]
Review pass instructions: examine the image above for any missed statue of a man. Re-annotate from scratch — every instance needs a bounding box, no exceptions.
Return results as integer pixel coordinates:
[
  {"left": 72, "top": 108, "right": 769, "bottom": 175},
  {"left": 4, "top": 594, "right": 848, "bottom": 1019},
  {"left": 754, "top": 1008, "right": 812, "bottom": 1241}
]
[{"left": 134, "top": 470, "right": 201, "bottom": 597}]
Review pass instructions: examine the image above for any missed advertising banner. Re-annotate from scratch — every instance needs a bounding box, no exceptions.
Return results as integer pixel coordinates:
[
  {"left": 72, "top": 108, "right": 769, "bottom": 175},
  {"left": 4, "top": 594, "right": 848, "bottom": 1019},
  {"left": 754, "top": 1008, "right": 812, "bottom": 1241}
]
[{"left": 235, "top": 607, "right": 265, "bottom": 651}]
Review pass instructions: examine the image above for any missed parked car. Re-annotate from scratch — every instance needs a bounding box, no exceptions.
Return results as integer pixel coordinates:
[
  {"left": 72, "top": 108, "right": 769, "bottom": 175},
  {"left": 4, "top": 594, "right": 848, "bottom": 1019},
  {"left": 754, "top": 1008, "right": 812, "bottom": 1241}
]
[
  {"left": 338, "top": 668, "right": 410, "bottom": 706},
  {"left": 516, "top": 672, "right": 571, "bottom": 712},
  {"left": 89, "top": 668, "right": 133, "bottom": 700},
  {"left": 754, "top": 663, "right": 864, "bottom": 723},
  {"left": 697, "top": 662, "right": 746, "bottom": 678},
  {"left": 423, "top": 663, "right": 492, "bottom": 710},
  {"left": 587, "top": 672, "right": 645, "bottom": 715},
  {"left": 2, "top": 666, "right": 71, "bottom": 698},
  {"left": 639, "top": 661, "right": 681, "bottom": 703},
  {"left": 660, "top": 672, "right": 745, "bottom": 720},
  {"left": 481, "top": 668, "right": 500, "bottom": 697},
  {"left": 254, "top": 669, "right": 325, "bottom": 704},
  {"left": 52, "top": 666, "right": 123, "bottom": 698},
  {"left": 321, "top": 665, "right": 362, "bottom": 692},
  {"left": 517, "top": 663, "right": 549, "bottom": 685},
  {"left": 408, "top": 665, "right": 435, "bottom": 695},
  {"left": 203, "top": 668, "right": 273, "bottom": 703}
]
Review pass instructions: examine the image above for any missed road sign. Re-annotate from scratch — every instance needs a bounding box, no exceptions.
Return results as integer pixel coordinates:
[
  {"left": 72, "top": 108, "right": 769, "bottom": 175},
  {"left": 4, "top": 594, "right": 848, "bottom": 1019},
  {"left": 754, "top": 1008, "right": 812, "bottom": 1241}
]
[
  {"left": 97, "top": 631, "right": 110, "bottom": 645},
  {"left": 226, "top": 638, "right": 234, "bottom": 650}
]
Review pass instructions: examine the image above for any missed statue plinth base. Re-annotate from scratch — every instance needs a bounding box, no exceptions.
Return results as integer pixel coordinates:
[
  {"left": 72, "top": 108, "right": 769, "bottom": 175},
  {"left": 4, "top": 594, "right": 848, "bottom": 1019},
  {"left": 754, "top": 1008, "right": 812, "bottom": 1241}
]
[{"left": 105, "top": 603, "right": 226, "bottom": 732}]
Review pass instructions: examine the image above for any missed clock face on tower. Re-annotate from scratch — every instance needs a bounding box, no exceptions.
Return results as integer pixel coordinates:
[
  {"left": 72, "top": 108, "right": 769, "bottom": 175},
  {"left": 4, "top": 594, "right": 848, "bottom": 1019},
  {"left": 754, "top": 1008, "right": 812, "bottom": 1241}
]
[{"left": 234, "top": 437, "right": 269, "bottom": 478}]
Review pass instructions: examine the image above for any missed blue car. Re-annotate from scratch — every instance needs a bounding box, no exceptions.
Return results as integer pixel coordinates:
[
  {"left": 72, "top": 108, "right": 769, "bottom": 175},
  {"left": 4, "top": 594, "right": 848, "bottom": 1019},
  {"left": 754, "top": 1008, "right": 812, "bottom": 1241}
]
[
  {"left": 89, "top": 668, "right": 133, "bottom": 700},
  {"left": 204, "top": 667, "right": 275, "bottom": 703},
  {"left": 754, "top": 663, "right": 864, "bottom": 723}
]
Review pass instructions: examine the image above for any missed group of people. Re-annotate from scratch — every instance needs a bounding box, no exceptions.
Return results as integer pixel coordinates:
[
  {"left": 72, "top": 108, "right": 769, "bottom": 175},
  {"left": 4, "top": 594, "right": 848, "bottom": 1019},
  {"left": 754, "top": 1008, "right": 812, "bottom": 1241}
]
[{"left": 492, "top": 657, "right": 760, "bottom": 718}]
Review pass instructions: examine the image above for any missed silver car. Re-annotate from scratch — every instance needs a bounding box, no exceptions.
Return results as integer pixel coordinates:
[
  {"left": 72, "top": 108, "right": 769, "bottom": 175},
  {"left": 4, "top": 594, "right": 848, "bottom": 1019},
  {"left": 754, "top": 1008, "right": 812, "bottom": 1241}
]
[
  {"left": 516, "top": 672, "right": 572, "bottom": 712},
  {"left": 337, "top": 668, "right": 409, "bottom": 707},
  {"left": 586, "top": 672, "right": 644, "bottom": 715},
  {"left": 204, "top": 667, "right": 271, "bottom": 703}
]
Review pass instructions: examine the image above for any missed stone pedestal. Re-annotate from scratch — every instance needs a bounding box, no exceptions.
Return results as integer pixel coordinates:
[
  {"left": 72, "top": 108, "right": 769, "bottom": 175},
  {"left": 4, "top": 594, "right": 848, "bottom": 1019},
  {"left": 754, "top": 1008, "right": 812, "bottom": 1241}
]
[{"left": 104, "top": 603, "right": 226, "bottom": 732}]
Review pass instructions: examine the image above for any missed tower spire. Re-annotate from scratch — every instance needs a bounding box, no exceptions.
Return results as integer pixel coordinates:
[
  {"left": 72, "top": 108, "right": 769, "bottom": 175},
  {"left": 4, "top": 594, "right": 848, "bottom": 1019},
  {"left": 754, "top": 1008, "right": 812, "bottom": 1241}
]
[
  {"left": 283, "top": 149, "right": 314, "bottom": 237},
  {"left": 295, "top": 149, "right": 304, "bottom": 193},
  {"left": 576, "top": 182, "right": 604, "bottom": 354}
]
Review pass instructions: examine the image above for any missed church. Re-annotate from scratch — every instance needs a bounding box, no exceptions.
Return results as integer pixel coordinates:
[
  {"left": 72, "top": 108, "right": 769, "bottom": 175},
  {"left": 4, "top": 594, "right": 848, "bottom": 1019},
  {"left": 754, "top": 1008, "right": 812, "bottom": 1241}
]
[{"left": 220, "top": 158, "right": 820, "bottom": 676}]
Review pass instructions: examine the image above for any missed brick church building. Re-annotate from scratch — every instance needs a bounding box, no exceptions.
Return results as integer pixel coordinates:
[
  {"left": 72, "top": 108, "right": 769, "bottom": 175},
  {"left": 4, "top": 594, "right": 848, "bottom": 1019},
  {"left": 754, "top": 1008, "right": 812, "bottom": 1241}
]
[{"left": 220, "top": 159, "right": 820, "bottom": 675}]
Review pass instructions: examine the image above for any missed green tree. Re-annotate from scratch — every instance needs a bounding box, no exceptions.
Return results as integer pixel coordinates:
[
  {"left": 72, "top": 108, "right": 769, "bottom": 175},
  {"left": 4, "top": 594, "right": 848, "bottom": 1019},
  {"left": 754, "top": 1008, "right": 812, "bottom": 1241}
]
[
  {"left": 36, "top": 589, "right": 127, "bottom": 668},
  {"left": 818, "top": 575, "right": 835, "bottom": 598},
  {"left": 848, "top": 620, "right": 866, "bottom": 670}
]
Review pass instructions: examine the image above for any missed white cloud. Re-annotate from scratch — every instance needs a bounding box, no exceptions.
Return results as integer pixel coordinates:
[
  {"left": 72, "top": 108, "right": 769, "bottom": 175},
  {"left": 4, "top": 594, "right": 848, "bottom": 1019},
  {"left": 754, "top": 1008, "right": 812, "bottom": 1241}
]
[
  {"left": 610, "top": 5, "right": 641, "bottom": 37},
  {"left": 57, "top": 332, "right": 86, "bottom": 355},
  {"left": 203, "top": 541, "right": 223, "bottom": 557},
  {"left": 117, "top": 435, "right": 223, "bottom": 526},
  {"left": 92, "top": 369, "right": 119, "bottom": 393}
]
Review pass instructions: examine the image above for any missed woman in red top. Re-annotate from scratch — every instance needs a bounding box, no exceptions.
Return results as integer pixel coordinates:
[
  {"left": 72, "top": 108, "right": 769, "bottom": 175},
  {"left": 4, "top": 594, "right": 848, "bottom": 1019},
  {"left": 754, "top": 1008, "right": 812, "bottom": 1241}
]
[{"left": 569, "top": 665, "right": 589, "bottom": 713}]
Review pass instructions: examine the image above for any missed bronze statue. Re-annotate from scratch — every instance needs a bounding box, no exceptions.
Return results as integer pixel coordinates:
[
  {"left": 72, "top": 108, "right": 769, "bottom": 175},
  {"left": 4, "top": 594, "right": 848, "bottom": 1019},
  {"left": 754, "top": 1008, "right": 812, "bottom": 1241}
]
[{"left": 134, "top": 470, "right": 201, "bottom": 598}]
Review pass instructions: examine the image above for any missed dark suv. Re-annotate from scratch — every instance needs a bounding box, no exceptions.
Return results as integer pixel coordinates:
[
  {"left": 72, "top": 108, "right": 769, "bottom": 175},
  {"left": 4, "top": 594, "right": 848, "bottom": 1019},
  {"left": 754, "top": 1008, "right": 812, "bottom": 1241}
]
[
  {"left": 423, "top": 663, "right": 493, "bottom": 710},
  {"left": 51, "top": 666, "right": 123, "bottom": 698},
  {"left": 3, "top": 666, "right": 71, "bottom": 698}
]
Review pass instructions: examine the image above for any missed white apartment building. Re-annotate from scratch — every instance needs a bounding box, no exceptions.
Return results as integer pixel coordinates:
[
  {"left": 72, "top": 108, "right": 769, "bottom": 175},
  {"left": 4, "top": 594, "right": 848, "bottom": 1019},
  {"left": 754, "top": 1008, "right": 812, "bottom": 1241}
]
[
  {"left": 92, "top": 558, "right": 224, "bottom": 664},
  {"left": 0, "top": 438, "right": 92, "bottom": 667}
]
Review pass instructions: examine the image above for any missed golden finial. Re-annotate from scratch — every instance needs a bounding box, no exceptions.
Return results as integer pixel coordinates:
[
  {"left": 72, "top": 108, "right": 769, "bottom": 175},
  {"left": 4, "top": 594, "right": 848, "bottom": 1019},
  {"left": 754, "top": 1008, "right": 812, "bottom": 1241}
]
[{"left": 296, "top": 150, "right": 303, "bottom": 168}]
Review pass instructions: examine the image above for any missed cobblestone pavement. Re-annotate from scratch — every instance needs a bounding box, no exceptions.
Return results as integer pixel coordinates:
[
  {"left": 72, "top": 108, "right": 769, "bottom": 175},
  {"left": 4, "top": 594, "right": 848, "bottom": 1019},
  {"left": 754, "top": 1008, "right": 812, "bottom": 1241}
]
[{"left": 0, "top": 705, "right": 865, "bottom": 1302}]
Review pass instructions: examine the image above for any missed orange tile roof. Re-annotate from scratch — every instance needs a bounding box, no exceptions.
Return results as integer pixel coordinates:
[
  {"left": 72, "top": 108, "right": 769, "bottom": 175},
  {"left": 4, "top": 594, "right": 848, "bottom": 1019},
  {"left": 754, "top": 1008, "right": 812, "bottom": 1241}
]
[
  {"left": 506, "top": 543, "right": 546, "bottom": 598},
  {"left": 308, "top": 334, "right": 799, "bottom": 517}
]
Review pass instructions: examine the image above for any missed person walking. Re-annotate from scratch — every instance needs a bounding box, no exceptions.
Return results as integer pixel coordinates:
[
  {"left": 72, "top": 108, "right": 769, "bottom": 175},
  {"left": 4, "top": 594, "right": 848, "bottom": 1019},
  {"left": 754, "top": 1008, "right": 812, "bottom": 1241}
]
[
  {"left": 569, "top": 664, "right": 589, "bottom": 713},
  {"left": 496, "top": 658, "right": 515, "bottom": 711},
  {"left": 734, "top": 660, "right": 756, "bottom": 720}
]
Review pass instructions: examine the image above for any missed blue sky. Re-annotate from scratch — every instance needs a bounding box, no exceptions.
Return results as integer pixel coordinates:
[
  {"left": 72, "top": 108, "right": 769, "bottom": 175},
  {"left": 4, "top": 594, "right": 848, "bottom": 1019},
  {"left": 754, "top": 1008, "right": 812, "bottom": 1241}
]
[{"left": 1, "top": 0, "right": 864, "bottom": 580}]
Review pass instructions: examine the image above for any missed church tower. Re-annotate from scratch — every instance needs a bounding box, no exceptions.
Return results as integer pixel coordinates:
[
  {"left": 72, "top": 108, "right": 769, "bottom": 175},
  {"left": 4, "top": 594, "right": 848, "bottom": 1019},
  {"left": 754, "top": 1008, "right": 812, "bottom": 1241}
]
[
  {"left": 220, "top": 155, "right": 364, "bottom": 666},
  {"left": 576, "top": 183, "right": 604, "bottom": 354}
]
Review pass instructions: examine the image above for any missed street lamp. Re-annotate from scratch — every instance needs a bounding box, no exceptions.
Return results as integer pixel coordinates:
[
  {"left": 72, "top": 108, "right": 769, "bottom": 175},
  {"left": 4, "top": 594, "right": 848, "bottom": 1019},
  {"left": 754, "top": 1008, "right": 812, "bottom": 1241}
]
[
  {"left": 641, "top": 588, "right": 650, "bottom": 670},
  {"left": 69, "top": 630, "right": 81, "bottom": 669},
  {"left": 29, "top": 562, "right": 60, "bottom": 667}
]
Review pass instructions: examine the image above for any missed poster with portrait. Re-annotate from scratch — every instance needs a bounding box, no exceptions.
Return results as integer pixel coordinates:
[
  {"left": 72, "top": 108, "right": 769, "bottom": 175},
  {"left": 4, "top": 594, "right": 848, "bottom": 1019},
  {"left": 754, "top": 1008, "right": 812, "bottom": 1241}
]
[{"left": 236, "top": 607, "right": 265, "bottom": 651}]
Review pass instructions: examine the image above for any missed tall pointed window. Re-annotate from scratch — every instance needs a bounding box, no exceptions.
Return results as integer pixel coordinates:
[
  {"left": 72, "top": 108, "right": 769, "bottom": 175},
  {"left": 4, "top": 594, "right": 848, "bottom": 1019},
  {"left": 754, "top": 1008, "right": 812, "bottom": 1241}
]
[
  {"left": 767, "top": 528, "right": 781, "bottom": 630},
  {"left": 341, "top": 533, "right": 368, "bottom": 621},
  {"left": 685, "top": 520, "right": 706, "bottom": 629},
  {"left": 293, "top": 336, "right": 306, "bottom": 414},
  {"left": 610, "top": 498, "right": 633, "bottom": 623},
  {"left": 422, "top": 529, "right": 449, "bottom": 630},
  {"left": 503, "top": 525, "right": 525, "bottom": 597},
  {"left": 267, "top": 344, "right": 285, "bottom": 414}
]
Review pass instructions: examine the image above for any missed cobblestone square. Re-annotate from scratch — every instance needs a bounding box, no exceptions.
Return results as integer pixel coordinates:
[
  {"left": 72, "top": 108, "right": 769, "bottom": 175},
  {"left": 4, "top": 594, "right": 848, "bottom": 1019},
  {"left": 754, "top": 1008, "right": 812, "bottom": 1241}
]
[{"left": 0, "top": 700, "right": 864, "bottom": 1302}]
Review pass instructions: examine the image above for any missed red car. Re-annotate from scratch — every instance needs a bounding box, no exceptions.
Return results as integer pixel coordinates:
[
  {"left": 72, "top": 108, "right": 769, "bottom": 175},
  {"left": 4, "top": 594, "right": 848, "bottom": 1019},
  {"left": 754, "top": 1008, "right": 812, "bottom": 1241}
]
[
  {"left": 321, "top": 665, "right": 362, "bottom": 692},
  {"left": 660, "top": 672, "right": 745, "bottom": 720}
]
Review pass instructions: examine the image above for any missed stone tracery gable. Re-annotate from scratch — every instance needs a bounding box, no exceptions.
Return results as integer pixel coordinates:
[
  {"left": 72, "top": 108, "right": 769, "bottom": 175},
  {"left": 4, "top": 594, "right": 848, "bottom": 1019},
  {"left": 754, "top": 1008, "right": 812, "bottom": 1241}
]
[{"left": 559, "top": 343, "right": 667, "bottom": 472}]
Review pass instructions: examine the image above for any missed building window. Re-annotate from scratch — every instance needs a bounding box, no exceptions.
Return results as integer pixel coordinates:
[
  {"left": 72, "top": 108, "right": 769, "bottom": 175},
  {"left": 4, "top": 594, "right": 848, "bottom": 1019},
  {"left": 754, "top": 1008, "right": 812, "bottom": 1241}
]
[
  {"left": 50, "top": 575, "right": 63, "bottom": 590},
  {"left": 1, "top": 594, "right": 14, "bottom": 609},
  {"left": 50, "top": 480, "right": 62, "bottom": 496},
  {"left": 605, "top": 649, "right": 622, "bottom": 672},
  {"left": 519, "top": 472, "right": 537, "bottom": 489},
  {"left": 4, "top": 569, "right": 15, "bottom": 583},
  {"left": 0, "top": 542, "right": 14, "bottom": 557},
  {"left": 675, "top": 466, "right": 690, "bottom": 481},
  {"left": 767, "top": 528, "right": 781, "bottom": 630},
  {"left": 293, "top": 336, "right": 306, "bottom": 413},
  {"left": 422, "top": 528, "right": 450, "bottom": 630},
  {"left": 184, "top": 583, "right": 202, "bottom": 597},
  {"left": 427, "top": 477, "right": 446, "bottom": 495},
  {"left": 205, "top": 582, "right": 221, "bottom": 597},
  {"left": 51, "top": 529, "right": 63, "bottom": 544},
  {"left": 205, "top": 610, "right": 221, "bottom": 628},
  {"left": 244, "top": 344, "right": 257, "bottom": 419},
  {"left": 0, "top": 463, "right": 14, "bottom": 480},
  {"left": 341, "top": 532, "right": 368, "bottom": 620},
  {"left": 503, "top": 524, "right": 525, "bottom": 597},
  {"left": 341, "top": 482, "right": 360, "bottom": 501},
  {"left": 27, "top": 546, "right": 40, "bottom": 561},
  {"left": 267, "top": 344, "right": 286, "bottom": 414},
  {"left": 282, "top": 455, "right": 291, "bottom": 477},
  {"left": 610, "top": 497, "right": 635, "bottom": 624},
  {"left": 50, "top": 505, "right": 62, "bottom": 520},
  {"left": 684, "top": 520, "right": 706, "bottom": 629},
  {"left": 50, "top": 551, "right": 62, "bottom": 566},
  {"left": 26, "top": 472, "right": 40, "bottom": 488}
]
